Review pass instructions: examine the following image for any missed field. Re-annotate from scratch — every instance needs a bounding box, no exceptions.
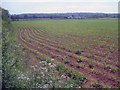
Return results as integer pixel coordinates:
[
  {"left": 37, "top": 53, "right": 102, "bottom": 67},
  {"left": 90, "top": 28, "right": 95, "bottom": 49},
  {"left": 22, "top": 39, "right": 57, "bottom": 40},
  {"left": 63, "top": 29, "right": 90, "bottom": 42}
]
[{"left": 12, "top": 19, "right": 119, "bottom": 88}]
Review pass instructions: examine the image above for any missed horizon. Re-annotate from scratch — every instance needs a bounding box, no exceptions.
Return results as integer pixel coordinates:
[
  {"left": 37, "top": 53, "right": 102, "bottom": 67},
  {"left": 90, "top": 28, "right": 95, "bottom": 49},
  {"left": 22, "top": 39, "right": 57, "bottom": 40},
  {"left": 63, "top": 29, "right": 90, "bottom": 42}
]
[
  {"left": 10, "top": 12, "right": 118, "bottom": 15},
  {"left": 1, "top": 0, "right": 119, "bottom": 14}
]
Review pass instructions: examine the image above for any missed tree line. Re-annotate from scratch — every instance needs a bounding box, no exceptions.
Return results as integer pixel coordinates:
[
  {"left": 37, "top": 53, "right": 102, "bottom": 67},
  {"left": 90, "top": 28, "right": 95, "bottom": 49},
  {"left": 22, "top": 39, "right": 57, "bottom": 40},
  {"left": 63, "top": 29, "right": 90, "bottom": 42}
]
[{"left": 11, "top": 13, "right": 119, "bottom": 21}]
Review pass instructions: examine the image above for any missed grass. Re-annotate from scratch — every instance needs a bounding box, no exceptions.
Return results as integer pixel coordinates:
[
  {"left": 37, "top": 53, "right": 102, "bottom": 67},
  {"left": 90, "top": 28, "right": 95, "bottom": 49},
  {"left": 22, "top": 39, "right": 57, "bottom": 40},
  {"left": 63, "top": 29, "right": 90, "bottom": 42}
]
[
  {"left": 12, "top": 19, "right": 118, "bottom": 52},
  {"left": 12, "top": 19, "right": 118, "bottom": 36}
]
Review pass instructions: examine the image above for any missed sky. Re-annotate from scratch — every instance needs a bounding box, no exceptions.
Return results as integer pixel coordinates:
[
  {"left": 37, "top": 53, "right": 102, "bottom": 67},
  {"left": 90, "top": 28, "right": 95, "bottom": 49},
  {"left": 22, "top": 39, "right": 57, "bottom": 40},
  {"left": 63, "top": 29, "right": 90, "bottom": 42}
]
[{"left": 0, "top": 0, "right": 119, "bottom": 14}]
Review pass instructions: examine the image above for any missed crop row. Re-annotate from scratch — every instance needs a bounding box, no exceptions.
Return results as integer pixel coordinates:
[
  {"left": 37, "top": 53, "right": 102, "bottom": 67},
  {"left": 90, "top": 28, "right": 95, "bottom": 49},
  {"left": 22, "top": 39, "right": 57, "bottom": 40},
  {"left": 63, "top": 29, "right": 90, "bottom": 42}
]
[
  {"left": 26, "top": 28, "right": 118, "bottom": 76},
  {"left": 30, "top": 27, "right": 118, "bottom": 68},
  {"left": 17, "top": 28, "right": 118, "bottom": 88},
  {"left": 29, "top": 29, "right": 118, "bottom": 66},
  {"left": 24, "top": 27, "right": 118, "bottom": 76}
]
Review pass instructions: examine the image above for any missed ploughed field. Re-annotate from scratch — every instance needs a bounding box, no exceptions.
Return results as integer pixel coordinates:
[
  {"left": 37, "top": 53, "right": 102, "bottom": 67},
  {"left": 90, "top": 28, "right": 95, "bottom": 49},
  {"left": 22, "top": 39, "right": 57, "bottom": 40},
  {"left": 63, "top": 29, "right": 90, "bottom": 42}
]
[{"left": 13, "top": 19, "right": 119, "bottom": 88}]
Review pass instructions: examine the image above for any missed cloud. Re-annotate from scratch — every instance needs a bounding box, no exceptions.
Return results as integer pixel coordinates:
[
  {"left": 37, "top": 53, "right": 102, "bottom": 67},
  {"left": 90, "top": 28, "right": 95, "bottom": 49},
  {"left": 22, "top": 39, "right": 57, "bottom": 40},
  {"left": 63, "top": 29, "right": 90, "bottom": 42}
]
[
  {"left": 1, "top": 2, "right": 118, "bottom": 14},
  {"left": 1, "top": 0, "right": 119, "bottom": 2}
]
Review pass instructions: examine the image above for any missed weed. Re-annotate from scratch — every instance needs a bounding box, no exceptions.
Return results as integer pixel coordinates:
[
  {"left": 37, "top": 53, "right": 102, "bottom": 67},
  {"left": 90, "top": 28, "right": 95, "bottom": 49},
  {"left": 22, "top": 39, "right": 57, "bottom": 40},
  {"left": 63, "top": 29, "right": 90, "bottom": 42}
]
[
  {"left": 89, "top": 61, "right": 94, "bottom": 69},
  {"left": 75, "top": 49, "right": 83, "bottom": 55},
  {"left": 56, "top": 65, "right": 66, "bottom": 74},
  {"left": 77, "top": 57, "right": 83, "bottom": 63},
  {"left": 64, "top": 59, "right": 69, "bottom": 64},
  {"left": 88, "top": 54, "right": 94, "bottom": 58},
  {"left": 111, "top": 68, "right": 117, "bottom": 73},
  {"left": 105, "top": 65, "right": 111, "bottom": 70},
  {"left": 92, "top": 83, "right": 103, "bottom": 88},
  {"left": 76, "top": 65, "right": 80, "bottom": 69}
]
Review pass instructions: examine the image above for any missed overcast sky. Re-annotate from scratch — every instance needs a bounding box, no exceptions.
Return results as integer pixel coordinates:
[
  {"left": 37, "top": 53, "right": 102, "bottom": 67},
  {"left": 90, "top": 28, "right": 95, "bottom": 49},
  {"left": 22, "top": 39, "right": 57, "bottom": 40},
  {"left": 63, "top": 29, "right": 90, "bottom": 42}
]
[{"left": 0, "top": 0, "right": 119, "bottom": 14}]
